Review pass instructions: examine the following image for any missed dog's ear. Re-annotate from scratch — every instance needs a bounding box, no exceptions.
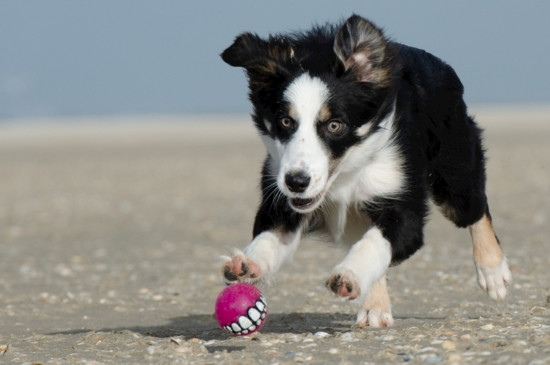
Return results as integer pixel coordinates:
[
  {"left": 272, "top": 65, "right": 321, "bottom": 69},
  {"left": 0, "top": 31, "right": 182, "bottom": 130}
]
[
  {"left": 221, "top": 33, "right": 295, "bottom": 86},
  {"left": 334, "top": 15, "right": 391, "bottom": 85},
  {"left": 221, "top": 32, "right": 264, "bottom": 68}
]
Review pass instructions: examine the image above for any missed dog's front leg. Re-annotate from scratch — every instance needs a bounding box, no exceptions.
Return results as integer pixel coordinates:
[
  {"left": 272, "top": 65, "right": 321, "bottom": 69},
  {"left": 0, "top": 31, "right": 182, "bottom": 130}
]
[
  {"left": 354, "top": 274, "right": 394, "bottom": 328},
  {"left": 223, "top": 164, "right": 305, "bottom": 284},
  {"left": 326, "top": 227, "right": 395, "bottom": 328},
  {"left": 327, "top": 192, "right": 427, "bottom": 328},
  {"left": 326, "top": 227, "right": 392, "bottom": 300},
  {"left": 222, "top": 229, "right": 302, "bottom": 284},
  {"left": 326, "top": 199, "right": 426, "bottom": 328}
]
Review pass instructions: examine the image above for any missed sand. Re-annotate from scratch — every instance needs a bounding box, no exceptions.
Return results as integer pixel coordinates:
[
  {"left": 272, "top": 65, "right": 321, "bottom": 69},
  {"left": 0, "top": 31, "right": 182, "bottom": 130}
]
[{"left": 0, "top": 106, "right": 549, "bottom": 364}]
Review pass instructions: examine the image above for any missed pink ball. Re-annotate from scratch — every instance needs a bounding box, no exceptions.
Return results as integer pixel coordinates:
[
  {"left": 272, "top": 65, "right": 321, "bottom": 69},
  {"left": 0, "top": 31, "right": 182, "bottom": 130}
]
[{"left": 214, "top": 283, "right": 268, "bottom": 336}]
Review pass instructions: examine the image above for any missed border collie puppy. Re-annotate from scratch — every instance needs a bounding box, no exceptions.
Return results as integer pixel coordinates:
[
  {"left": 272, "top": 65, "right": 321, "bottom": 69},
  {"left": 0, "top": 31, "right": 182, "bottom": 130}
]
[{"left": 220, "top": 15, "right": 511, "bottom": 328}]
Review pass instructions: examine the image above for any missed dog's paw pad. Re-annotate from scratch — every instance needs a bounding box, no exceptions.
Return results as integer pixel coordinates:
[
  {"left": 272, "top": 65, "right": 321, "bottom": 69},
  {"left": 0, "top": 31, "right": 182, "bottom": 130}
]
[
  {"left": 222, "top": 254, "right": 261, "bottom": 283},
  {"left": 326, "top": 272, "right": 360, "bottom": 300},
  {"left": 476, "top": 258, "right": 511, "bottom": 301}
]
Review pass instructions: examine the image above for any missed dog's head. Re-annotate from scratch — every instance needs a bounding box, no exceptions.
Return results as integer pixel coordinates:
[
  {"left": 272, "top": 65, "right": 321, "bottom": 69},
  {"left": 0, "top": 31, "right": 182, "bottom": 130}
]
[{"left": 222, "top": 15, "right": 396, "bottom": 213}]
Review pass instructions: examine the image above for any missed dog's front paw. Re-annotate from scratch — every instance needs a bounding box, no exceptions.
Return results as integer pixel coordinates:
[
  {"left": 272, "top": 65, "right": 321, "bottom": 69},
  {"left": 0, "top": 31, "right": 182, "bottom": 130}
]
[
  {"left": 354, "top": 307, "right": 394, "bottom": 329},
  {"left": 222, "top": 251, "right": 262, "bottom": 284},
  {"left": 354, "top": 276, "right": 393, "bottom": 328},
  {"left": 476, "top": 257, "right": 512, "bottom": 300},
  {"left": 326, "top": 271, "right": 360, "bottom": 300}
]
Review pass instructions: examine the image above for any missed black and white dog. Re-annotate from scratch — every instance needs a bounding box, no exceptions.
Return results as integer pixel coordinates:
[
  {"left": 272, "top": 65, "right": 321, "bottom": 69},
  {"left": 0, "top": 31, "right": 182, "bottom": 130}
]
[{"left": 220, "top": 15, "right": 511, "bottom": 328}]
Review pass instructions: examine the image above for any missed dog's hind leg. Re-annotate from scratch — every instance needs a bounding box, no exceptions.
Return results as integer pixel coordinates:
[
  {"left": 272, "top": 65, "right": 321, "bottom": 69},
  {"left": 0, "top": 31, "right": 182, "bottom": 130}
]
[
  {"left": 429, "top": 113, "right": 511, "bottom": 299},
  {"left": 435, "top": 182, "right": 512, "bottom": 300},
  {"left": 434, "top": 184, "right": 512, "bottom": 299},
  {"left": 354, "top": 274, "right": 394, "bottom": 328}
]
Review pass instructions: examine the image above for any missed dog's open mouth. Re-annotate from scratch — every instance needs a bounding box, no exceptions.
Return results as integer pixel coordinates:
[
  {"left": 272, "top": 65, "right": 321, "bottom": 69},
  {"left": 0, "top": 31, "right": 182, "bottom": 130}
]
[{"left": 289, "top": 194, "right": 323, "bottom": 211}]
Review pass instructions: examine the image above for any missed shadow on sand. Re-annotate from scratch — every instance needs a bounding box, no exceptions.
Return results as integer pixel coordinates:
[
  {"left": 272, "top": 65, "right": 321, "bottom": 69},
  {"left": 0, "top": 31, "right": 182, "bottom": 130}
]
[
  {"left": 48, "top": 310, "right": 448, "bottom": 354},
  {"left": 48, "top": 312, "right": 356, "bottom": 340}
]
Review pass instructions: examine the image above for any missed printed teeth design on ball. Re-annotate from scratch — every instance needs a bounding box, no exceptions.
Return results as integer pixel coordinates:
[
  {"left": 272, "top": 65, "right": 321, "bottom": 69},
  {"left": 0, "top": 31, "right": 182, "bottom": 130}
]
[{"left": 223, "top": 295, "right": 267, "bottom": 335}]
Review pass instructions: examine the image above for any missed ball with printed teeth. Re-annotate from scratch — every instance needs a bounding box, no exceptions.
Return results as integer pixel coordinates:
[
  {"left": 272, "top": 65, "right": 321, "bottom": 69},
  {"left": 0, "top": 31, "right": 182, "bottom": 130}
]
[{"left": 215, "top": 283, "right": 268, "bottom": 336}]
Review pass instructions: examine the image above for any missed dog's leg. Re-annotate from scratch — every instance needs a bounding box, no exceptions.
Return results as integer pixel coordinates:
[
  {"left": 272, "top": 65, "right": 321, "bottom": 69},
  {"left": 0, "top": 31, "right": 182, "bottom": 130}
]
[
  {"left": 222, "top": 229, "right": 302, "bottom": 284},
  {"left": 469, "top": 213, "right": 511, "bottom": 300},
  {"left": 354, "top": 273, "right": 394, "bottom": 328},
  {"left": 223, "top": 155, "right": 306, "bottom": 284},
  {"left": 326, "top": 227, "right": 391, "bottom": 301}
]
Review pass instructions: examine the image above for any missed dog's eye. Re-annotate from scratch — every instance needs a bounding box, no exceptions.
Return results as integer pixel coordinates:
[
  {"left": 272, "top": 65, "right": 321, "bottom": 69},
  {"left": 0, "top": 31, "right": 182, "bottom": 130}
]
[
  {"left": 279, "top": 117, "right": 295, "bottom": 129},
  {"left": 327, "top": 120, "right": 343, "bottom": 134}
]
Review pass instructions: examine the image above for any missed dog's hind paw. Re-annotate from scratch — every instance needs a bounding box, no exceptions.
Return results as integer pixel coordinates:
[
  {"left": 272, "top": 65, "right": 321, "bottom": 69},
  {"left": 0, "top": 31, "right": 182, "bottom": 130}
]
[
  {"left": 476, "top": 257, "right": 512, "bottom": 300},
  {"left": 222, "top": 250, "right": 262, "bottom": 284}
]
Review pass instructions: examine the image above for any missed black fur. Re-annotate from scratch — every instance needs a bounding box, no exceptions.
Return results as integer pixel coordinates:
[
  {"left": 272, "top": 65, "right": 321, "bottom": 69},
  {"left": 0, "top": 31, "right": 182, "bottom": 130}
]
[{"left": 222, "top": 14, "right": 490, "bottom": 265}]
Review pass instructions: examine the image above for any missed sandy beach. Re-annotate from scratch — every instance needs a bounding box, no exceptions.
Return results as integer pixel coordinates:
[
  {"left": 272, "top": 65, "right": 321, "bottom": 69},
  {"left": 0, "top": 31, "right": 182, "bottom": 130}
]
[{"left": 1, "top": 105, "right": 549, "bottom": 364}]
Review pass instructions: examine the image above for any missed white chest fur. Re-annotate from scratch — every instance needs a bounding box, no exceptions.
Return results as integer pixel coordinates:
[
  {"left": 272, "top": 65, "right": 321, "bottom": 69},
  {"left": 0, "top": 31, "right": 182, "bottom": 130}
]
[{"left": 322, "top": 109, "right": 405, "bottom": 245}]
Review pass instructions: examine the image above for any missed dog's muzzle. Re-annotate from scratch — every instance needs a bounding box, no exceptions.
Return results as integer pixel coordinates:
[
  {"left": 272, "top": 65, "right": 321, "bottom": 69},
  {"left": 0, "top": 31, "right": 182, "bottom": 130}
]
[{"left": 282, "top": 170, "right": 326, "bottom": 212}]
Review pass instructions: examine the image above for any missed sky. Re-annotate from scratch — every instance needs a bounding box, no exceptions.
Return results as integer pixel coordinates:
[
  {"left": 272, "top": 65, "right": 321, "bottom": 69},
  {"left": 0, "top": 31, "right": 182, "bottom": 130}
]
[{"left": 1, "top": 1, "right": 550, "bottom": 119}]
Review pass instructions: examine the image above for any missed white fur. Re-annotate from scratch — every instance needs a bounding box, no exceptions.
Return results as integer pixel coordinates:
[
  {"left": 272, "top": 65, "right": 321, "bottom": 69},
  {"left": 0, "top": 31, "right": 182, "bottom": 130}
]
[
  {"left": 243, "top": 229, "right": 302, "bottom": 280},
  {"left": 330, "top": 106, "right": 403, "bottom": 200},
  {"left": 322, "top": 106, "right": 404, "bottom": 243},
  {"left": 322, "top": 200, "right": 371, "bottom": 245},
  {"left": 284, "top": 73, "right": 329, "bottom": 126},
  {"left": 330, "top": 226, "right": 392, "bottom": 298},
  {"left": 277, "top": 74, "right": 330, "bottom": 203},
  {"left": 475, "top": 257, "right": 512, "bottom": 300}
]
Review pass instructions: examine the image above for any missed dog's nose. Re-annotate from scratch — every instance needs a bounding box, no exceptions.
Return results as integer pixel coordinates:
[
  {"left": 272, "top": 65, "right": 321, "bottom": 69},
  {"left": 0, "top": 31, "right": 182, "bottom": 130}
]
[{"left": 285, "top": 171, "right": 311, "bottom": 193}]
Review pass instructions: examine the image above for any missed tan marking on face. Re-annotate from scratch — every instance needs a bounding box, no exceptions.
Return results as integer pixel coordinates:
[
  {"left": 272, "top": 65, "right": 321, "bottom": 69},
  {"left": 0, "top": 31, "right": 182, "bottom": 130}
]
[
  {"left": 319, "top": 105, "right": 331, "bottom": 122},
  {"left": 288, "top": 104, "right": 297, "bottom": 121},
  {"left": 469, "top": 213, "right": 504, "bottom": 268}
]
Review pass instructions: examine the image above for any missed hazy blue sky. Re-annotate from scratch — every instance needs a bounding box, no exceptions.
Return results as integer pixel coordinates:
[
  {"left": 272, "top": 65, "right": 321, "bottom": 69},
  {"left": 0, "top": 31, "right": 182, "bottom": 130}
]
[{"left": 1, "top": 1, "right": 549, "bottom": 119}]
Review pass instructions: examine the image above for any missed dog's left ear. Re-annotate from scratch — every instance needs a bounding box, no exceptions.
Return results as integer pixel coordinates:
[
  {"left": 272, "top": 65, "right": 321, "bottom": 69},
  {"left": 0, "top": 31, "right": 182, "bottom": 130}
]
[{"left": 334, "top": 15, "right": 391, "bottom": 85}]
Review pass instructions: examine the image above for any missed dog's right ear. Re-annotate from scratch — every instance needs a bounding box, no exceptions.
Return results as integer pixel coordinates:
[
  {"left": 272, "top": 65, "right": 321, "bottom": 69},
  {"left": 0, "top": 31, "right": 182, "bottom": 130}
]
[{"left": 221, "top": 33, "right": 295, "bottom": 87}]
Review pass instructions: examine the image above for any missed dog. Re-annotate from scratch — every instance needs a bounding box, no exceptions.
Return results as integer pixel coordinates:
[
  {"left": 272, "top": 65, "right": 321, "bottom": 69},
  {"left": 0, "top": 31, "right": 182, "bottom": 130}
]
[{"left": 220, "top": 14, "right": 511, "bottom": 328}]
